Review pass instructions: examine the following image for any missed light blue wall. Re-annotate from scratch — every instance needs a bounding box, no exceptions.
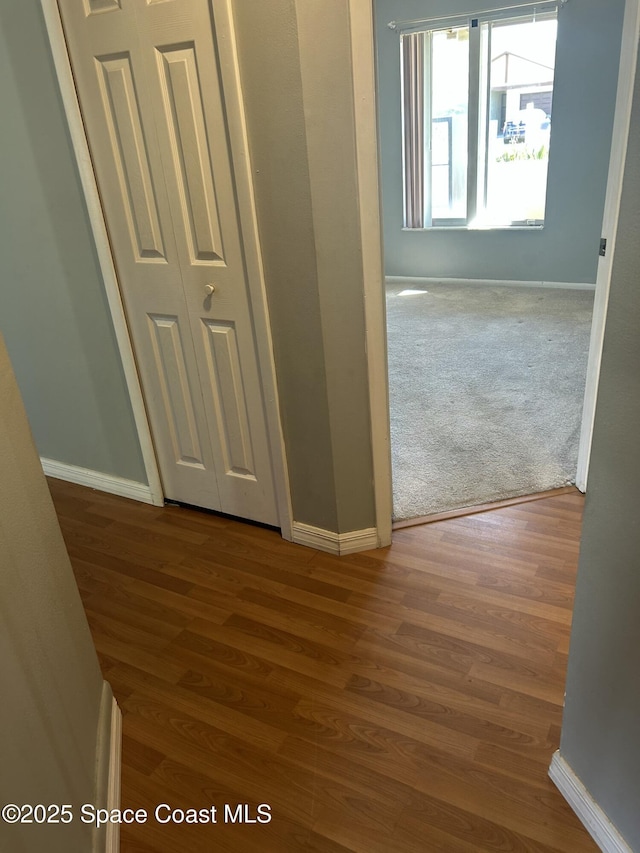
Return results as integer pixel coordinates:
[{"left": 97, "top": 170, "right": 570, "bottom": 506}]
[
  {"left": 559, "top": 42, "right": 640, "bottom": 849},
  {"left": 375, "top": 0, "right": 625, "bottom": 283},
  {"left": 0, "top": 1, "right": 147, "bottom": 483}
]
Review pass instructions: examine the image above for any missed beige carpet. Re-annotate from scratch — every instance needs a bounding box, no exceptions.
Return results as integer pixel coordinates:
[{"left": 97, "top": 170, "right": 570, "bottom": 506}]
[{"left": 387, "top": 281, "right": 594, "bottom": 521}]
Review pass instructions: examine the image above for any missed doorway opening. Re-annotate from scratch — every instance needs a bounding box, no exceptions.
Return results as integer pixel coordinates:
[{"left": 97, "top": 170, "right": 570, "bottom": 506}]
[{"left": 374, "top": 0, "right": 625, "bottom": 523}]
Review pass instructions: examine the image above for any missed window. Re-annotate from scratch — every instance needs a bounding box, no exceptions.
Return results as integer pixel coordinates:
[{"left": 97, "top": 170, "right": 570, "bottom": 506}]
[{"left": 400, "top": 3, "right": 558, "bottom": 229}]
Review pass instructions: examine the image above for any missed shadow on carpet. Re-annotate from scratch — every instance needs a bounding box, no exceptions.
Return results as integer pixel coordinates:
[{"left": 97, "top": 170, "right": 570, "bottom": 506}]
[{"left": 387, "top": 282, "right": 594, "bottom": 521}]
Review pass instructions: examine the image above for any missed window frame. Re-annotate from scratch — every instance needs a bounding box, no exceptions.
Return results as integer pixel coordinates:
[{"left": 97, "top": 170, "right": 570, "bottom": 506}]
[{"left": 400, "top": 1, "right": 559, "bottom": 230}]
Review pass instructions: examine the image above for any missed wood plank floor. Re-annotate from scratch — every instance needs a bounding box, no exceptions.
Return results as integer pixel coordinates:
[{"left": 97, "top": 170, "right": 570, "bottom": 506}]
[{"left": 48, "top": 479, "right": 596, "bottom": 853}]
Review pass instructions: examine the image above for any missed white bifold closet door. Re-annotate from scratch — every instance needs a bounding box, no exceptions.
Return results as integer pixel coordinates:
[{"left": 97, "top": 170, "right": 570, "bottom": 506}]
[{"left": 57, "top": 0, "right": 278, "bottom": 525}]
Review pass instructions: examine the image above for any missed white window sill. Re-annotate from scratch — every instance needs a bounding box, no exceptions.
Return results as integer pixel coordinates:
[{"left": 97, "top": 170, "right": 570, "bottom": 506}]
[{"left": 402, "top": 225, "right": 545, "bottom": 232}]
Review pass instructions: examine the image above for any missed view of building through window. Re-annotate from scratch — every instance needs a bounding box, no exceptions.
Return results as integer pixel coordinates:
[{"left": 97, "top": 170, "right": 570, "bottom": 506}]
[{"left": 401, "top": 5, "right": 558, "bottom": 228}]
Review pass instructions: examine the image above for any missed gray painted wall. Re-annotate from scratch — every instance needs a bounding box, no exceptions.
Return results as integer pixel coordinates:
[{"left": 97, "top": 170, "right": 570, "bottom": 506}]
[
  {"left": 375, "top": 0, "right": 624, "bottom": 282},
  {"left": 0, "top": 335, "right": 107, "bottom": 853},
  {"left": 559, "top": 44, "right": 640, "bottom": 851},
  {"left": 231, "top": 0, "right": 337, "bottom": 531},
  {"left": 233, "top": 0, "right": 376, "bottom": 534},
  {"left": 0, "top": 0, "right": 146, "bottom": 483}
]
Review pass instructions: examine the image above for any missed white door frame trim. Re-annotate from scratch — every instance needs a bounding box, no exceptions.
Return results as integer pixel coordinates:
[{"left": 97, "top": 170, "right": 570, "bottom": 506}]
[
  {"left": 575, "top": 0, "right": 640, "bottom": 491},
  {"left": 348, "top": 0, "right": 393, "bottom": 548},
  {"left": 40, "top": 0, "right": 293, "bottom": 539}
]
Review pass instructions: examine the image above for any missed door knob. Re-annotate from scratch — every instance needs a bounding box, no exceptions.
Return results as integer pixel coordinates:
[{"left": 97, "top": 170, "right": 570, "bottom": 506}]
[{"left": 205, "top": 283, "right": 216, "bottom": 295}]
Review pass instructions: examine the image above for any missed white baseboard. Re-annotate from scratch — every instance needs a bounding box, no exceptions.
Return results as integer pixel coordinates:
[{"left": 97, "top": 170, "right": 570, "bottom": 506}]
[
  {"left": 41, "top": 457, "right": 161, "bottom": 505},
  {"left": 386, "top": 275, "right": 596, "bottom": 291},
  {"left": 291, "top": 522, "right": 379, "bottom": 555},
  {"left": 549, "top": 751, "right": 633, "bottom": 853}
]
